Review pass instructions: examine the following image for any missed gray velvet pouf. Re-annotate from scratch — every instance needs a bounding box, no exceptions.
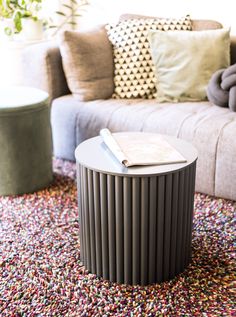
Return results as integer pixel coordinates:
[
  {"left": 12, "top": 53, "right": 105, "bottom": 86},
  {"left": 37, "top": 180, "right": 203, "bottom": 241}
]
[{"left": 0, "top": 86, "right": 53, "bottom": 196}]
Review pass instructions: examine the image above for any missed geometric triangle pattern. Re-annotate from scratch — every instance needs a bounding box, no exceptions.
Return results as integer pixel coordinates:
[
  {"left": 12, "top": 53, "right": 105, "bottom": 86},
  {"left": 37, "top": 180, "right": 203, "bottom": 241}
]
[{"left": 105, "top": 16, "right": 192, "bottom": 99}]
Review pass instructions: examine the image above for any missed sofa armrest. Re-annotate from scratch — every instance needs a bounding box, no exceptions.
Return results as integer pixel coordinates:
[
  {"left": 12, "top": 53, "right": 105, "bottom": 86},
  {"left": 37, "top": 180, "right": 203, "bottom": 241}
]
[
  {"left": 230, "top": 36, "right": 236, "bottom": 65},
  {"left": 22, "top": 41, "right": 70, "bottom": 102}
]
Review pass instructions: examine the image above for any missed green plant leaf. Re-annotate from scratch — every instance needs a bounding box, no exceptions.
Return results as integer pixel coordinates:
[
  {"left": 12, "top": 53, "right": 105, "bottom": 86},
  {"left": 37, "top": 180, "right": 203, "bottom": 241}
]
[
  {"left": 55, "top": 11, "right": 66, "bottom": 16},
  {"left": 49, "top": 0, "right": 89, "bottom": 36},
  {"left": 4, "top": 26, "right": 12, "bottom": 36},
  {"left": 0, "top": 0, "right": 46, "bottom": 34},
  {"left": 13, "top": 11, "right": 22, "bottom": 32},
  {"left": 62, "top": 4, "right": 73, "bottom": 10}
]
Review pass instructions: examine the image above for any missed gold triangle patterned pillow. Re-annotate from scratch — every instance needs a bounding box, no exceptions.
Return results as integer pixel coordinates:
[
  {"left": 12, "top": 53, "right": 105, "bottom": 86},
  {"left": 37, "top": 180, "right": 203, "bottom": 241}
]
[{"left": 105, "top": 15, "right": 192, "bottom": 99}]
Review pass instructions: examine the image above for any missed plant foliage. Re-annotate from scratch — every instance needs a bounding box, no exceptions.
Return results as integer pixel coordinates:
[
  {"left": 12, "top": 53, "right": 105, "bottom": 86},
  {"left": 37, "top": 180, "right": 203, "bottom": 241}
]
[
  {"left": 0, "top": 0, "right": 43, "bottom": 34},
  {"left": 49, "top": 0, "right": 88, "bottom": 36}
]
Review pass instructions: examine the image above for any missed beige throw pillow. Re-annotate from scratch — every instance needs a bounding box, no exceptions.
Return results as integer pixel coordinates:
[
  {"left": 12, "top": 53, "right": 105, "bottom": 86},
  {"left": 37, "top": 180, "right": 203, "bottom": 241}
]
[
  {"left": 59, "top": 26, "right": 114, "bottom": 101},
  {"left": 148, "top": 28, "right": 230, "bottom": 102},
  {"left": 105, "top": 16, "right": 192, "bottom": 99}
]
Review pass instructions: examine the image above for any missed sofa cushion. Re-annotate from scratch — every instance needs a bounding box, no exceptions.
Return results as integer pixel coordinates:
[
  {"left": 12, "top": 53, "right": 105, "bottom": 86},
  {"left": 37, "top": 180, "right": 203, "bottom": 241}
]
[
  {"left": 52, "top": 95, "right": 236, "bottom": 200},
  {"left": 51, "top": 95, "right": 85, "bottom": 160},
  {"left": 120, "top": 15, "right": 223, "bottom": 31},
  {"left": 105, "top": 15, "right": 192, "bottom": 99},
  {"left": 191, "top": 19, "right": 223, "bottom": 30},
  {"left": 59, "top": 26, "right": 114, "bottom": 101},
  {"left": 148, "top": 28, "right": 230, "bottom": 102}
]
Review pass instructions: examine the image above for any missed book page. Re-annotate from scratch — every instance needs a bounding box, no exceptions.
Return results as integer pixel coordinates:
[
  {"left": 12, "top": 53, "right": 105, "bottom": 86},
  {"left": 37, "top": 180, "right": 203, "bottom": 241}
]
[
  {"left": 114, "top": 133, "right": 186, "bottom": 166},
  {"left": 100, "top": 129, "right": 187, "bottom": 167}
]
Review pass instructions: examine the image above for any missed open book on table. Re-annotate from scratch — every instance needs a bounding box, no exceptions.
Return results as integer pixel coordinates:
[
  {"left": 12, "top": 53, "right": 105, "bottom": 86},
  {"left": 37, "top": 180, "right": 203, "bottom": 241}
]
[{"left": 100, "top": 129, "right": 187, "bottom": 167}]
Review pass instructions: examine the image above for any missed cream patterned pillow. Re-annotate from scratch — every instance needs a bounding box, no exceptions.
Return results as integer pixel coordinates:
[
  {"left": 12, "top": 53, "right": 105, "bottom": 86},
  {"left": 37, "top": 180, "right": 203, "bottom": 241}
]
[{"left": 105, "top": 16, "right": 192, "bottom": 99}]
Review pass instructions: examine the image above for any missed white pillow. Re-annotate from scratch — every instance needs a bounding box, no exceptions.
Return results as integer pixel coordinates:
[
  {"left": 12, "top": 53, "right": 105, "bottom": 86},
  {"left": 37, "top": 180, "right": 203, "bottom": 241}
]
[{"left": 148, "top": 28, "right": 230, "bottom": 102}]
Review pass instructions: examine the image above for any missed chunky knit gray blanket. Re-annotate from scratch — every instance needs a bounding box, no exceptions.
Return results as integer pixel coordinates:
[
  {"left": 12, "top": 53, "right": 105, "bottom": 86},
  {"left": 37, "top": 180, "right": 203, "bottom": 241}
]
[{"left": 207, "top": 64, "right": 236, "bottom": 112}]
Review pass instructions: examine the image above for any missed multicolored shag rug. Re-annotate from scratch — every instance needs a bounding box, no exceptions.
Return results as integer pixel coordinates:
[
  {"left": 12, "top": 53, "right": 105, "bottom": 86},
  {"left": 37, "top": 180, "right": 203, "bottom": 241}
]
[{"left": 0, "top": 159, "right": 235, "bottom": 316}]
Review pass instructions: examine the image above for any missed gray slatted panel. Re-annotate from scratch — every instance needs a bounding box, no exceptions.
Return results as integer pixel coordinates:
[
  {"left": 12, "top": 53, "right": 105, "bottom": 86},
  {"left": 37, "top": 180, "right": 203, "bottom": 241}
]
[
  {"left": 141, "top": 177, "right": 149, "bottom": 285},
  {"left": 148, "top": 177, "right": 157, "bottom": 284},
  {"left": 132, "top": 177, "right": 141, "bottom": 285},
  {"left": 115, "top": 176, "right": 124, "bottom": 283},
  {"left": 107, "top": 175, "right": 116, "bottom": 282},
  {"left": 80, "top": 166, "right": 87, "bottom": 266},
  {"left": 156, "top": 175, "right": 165, "bottom": 282},
  {"left": 169, "top": 172, "right": 179, "bottom": 279},
  {"left": 88, "top": 169, "right": 96, "bottom": 273},
  {"left": 189, "top": 163, "right": 197, "bottom": 261},
  {"left": 83, "top": 167, "right": 91, "bottom": 271},
  {"left": 124, "top": 176, "right": 132, "bottom": 285},
  {"left": 100, "top": 173, "right": 109, "bottom": 279},
  {"left": 185, "top": 166, "right": 192, "bottom": 267},
  {"left": 176, "top": 169, "right": 185, "bottom": 274},
  {"left": 93, "top": 171, "right": 102, "bottom": 276},
  {"left": 186, "top": 163, "right": 196, "bottom": 264},
  {"left": 163, "top": 174, "right": 173, "bottom": 281},
  {"left": 78, "top": 164, "right": 84, "bottom": 263},
  {"left": 181, "top": 167, "right": 190, "bottom": 272}
]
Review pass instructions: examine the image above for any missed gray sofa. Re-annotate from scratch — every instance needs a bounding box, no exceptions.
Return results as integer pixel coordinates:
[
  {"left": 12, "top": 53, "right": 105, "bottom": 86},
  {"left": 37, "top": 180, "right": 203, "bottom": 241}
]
[{"left": 23, "top": 19, "right": 236, "bottom": 201}]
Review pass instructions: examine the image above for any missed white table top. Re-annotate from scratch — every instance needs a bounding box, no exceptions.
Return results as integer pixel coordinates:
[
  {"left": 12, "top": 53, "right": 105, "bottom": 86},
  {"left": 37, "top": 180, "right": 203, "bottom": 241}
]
[
  {"left": 75, "top": 132, "right": 198, "bottom": 177},
  {"left": 0, "top": 86, "right": 49, "bottom": 110}
]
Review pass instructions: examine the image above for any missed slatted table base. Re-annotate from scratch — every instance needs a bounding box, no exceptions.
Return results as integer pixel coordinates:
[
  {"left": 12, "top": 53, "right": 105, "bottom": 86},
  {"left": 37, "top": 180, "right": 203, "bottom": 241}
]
[{"left": 77, "top": 161, "right": 196, "bottom": 286}]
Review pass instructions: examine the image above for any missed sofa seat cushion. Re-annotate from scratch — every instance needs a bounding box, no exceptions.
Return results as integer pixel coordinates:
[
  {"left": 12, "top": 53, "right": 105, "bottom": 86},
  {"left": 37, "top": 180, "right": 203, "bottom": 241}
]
[{"left": 51, "top": 96, "right": 236, "bottom": 199}]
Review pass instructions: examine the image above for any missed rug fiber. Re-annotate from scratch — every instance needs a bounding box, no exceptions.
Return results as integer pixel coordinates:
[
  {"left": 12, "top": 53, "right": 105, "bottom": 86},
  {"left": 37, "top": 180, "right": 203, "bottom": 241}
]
[{"left": 0, "top": 159, "right": 235, "bottom": 316}]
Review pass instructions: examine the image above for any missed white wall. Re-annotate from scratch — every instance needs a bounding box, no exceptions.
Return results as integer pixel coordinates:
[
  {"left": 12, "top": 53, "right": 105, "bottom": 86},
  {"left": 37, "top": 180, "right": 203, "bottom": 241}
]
[
  {"left": 79, "top": 0, "right": 235, "bottom": 34},
  {"left": 0, "top": 0, "right": 62, "bottom": 86}
]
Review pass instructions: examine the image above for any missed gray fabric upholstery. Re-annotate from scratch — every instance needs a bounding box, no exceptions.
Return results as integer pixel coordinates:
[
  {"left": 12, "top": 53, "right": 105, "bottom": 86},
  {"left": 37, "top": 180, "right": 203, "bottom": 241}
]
[
  {"left": 191, "top": 19, "right": 222, "bottom": 30},
  {"left": 207, "top": 64, "right": 236, "bottom": 111},
  {"left": 22, "top": 41, "right": 70, "bottom": 103},
  {"left": 230, "top": 36, "right": 236, "bottom": 64},
  {"left": 120, "top": 15, "right": 223, "bottom": 31},
  {"left": 51, "top": 95, "right": 84, "bottom": 161},
  {"left": 52, "top": 96, "right": 236, "bottom": 200},
  {"left": 215, "top": 121, "right": 236, "bottom": 199}
]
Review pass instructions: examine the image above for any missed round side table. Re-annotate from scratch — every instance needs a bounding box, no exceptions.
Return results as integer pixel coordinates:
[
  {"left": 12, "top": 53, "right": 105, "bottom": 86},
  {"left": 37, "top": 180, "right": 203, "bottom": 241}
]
[
  {"left": 0, "top": 86, "right": 53, "bottom": 195},
  {"left": 75, "top": 132, "right": 198, "bottom": 286}
]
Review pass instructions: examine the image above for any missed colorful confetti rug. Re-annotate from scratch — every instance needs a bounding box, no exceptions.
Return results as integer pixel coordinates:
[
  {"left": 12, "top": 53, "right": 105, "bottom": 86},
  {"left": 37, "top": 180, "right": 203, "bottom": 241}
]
[{"left": 0, "top": 159, "right": 235, "bottom": 317}]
